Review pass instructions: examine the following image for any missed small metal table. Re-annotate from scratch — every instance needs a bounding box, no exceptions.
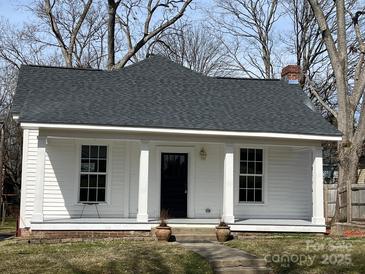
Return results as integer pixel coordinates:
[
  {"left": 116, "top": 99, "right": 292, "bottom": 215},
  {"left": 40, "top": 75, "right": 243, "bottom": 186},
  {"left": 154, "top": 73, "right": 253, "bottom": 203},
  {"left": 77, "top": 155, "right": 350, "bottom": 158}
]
[{"left": 80, "top": 202, "right": 100, "bottom": 218}]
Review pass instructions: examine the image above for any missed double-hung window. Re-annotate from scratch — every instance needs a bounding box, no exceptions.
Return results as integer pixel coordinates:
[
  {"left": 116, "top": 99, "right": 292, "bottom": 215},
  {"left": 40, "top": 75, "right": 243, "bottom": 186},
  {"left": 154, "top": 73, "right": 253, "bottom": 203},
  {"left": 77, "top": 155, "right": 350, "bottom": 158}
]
[
  {"left": 239, "top": 148, "right": 264, "bottom": 203},
  {"left": 79, "top": 145, "right": 107, "bottom": 202}
]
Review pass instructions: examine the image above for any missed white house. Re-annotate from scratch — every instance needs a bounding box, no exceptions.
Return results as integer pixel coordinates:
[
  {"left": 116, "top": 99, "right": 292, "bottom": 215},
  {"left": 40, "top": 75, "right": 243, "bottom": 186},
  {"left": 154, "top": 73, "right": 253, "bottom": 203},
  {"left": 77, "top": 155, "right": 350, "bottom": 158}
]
[{"left": 12, "top": 56, "right": 341, "bottom": 236}]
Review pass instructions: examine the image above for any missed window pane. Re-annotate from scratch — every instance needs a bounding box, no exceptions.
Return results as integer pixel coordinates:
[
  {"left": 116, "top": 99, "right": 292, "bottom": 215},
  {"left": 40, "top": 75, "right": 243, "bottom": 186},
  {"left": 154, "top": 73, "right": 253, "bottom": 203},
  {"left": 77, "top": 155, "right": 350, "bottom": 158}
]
[
  {"left": 89, "top": 175, "right": 97, "bottom": 187},
  {"left": 80, "top": 145, "right": 108, "bottom": 203},
  {"left": 240, "top": 149, "right": 247, "bottom": 161},
  {"left": 81, "top": 145, "right": 89, "bottom": 158},
  {"left": 239, "top": 176, "right": 246, "bottom": 189},
  {"left": 255, "top": 176, "right": 262, "bottom": 188},
  {"left": 256, "top": 149, "right": 263, "bottom": 161},
  {"left": 81, "top": 159, "right": 89, "bottom": 172},
  {"left": 248, "top": 149, "right": 255, "bottom": 161},
  {"left": 256, "top": 162, "right": 263, "bottom": 174},
  {"left": 247, "top": 189, "right": 254, "bottom": 201},
  {"left": 240, "top": 161, "right": 247, "bottom": 174},
  {"left": 79, "top": 188, "right": 88, "bottom": 201},
  {"left": 99, "top": 146, "right": 107, "bottom": 159},
  {"left": 90, "top": 146, "right": 98, "bottom": 158},
  {"left": 97, "top": 189, "right": 105, "bottom": 202},
  {"left": 98, "top": 175, "right": 106, "bottom": 188},
  {"left": 247, "top": 176, "right": 255, "bottom": 188},
  {"left": 89, "top": 159, "right": 98, "bottom": 172},
  {"left": 239, "top": 189, "right": 247, "bottom": 202},
  {"left": 248, "top": 162, "right": 255, "bottom": 174},
  {"left": 80, "top": 175, "right": 88, "bottom": 187},
  {"left": 255, "top": 189, "right": 262, "bottom": 202},
  {"left": 98, "top": 160, "right": 107, "bottom": 172},
  {"left": 89, "top": 188, "right": 97, "bottom": 201}
]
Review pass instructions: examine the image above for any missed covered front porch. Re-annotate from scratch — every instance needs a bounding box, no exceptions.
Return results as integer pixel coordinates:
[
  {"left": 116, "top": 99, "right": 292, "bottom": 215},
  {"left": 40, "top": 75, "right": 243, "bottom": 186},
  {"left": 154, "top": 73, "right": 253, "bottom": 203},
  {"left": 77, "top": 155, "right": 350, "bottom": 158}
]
[
  {"left": 22, "top": 127, "right": 327, "bottom": 233},
  {"left": 31, "top": 218, "right": 324, "bottom": 233}
]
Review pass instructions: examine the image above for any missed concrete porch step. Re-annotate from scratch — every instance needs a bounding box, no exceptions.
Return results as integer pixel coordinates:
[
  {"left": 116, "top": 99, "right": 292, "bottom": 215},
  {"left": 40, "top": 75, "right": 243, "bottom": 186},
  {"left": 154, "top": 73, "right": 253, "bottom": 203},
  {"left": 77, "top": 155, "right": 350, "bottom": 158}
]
[
  {"left": 171, "top": 227, "right": 216, "bottom": 234},
  {"left": 214, "top": 266, "right": 272, "bottom": 274},
  {"left": 150, "top": 227, "right": 218, "bottom": 242},
  {"left": 173, "top": 234, "right": 217, "bottom": 242}
]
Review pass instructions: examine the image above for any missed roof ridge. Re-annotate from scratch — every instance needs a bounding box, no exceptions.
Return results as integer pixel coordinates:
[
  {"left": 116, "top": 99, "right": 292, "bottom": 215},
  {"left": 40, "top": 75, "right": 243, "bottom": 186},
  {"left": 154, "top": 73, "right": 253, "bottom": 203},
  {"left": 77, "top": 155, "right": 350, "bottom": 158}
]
[
  {"left": 214, "top": 76, "right": 280, "bottom": 81},
  {"left": 121, "top": 55, "right": 210, "bottom": 78},
  {"left": 22, "top": 64, "right": 103, "bottom": 71}
]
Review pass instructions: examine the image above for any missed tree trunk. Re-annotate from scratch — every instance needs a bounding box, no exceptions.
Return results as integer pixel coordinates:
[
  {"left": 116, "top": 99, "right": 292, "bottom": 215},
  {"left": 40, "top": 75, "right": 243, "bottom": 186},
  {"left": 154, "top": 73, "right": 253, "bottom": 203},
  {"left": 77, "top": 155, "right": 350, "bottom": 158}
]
[
  {"left": 0, "top": 125, "right": 4, "bottom": 225},
  {"left": 332, "top": 143, "right": 360, "bottom": 224},
  {"left": 107, "top": 0, "right": 119, "bottom": 70}
]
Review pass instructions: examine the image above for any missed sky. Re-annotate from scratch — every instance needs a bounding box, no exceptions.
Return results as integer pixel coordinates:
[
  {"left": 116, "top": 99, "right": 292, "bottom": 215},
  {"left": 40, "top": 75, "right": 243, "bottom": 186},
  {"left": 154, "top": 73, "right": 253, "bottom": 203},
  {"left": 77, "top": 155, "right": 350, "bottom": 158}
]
[
  {"left": 0, "top": 0, "right": 30, "bottom": 24},
  {"left": 0, "top": 0, "right": 218, "bottom": 24},
  {"left": 0, "top": 0, "right": 297, "bottom": 74},
  {"left": 0, "top": 0, "right": 288, "bottom": 26}
]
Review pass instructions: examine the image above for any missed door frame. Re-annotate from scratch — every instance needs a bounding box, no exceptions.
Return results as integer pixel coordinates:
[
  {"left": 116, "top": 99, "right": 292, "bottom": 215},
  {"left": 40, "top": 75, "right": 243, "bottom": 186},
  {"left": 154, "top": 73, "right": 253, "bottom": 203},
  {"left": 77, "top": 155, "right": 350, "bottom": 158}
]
[{"left": 156, "top": 146, "right": 196, "bottom": 218}]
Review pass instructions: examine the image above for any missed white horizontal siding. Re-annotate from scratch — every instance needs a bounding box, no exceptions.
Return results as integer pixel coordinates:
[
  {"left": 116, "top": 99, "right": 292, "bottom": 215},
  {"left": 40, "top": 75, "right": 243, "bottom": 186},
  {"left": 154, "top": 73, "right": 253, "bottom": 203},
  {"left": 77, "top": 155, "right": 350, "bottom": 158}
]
[
  {"left": 21, "top": 129, "right": 316, "bottom": 225},
  {"left": 43, "top": 139, "right": 126, "bottom": 219},
  {"left": 23, "top": 129, "right": 39, "bottom": 226},
  {"left": 234, "top": 147, "right": 312, "bottom": 219},
  {"left": 19, "top": 129, "right": 39, "bottom": 227},
  {"left": 194, "top": 144, "right": 223, "bottom": 218},
  {"left": 130, "top": 143, "right": 224, "bottom": 219}
]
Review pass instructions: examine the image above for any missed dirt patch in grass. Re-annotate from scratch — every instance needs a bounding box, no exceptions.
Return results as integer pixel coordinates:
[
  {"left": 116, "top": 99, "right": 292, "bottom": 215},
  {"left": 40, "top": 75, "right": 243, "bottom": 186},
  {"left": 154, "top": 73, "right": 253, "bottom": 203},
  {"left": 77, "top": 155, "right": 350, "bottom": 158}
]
[
  {"left": 0, "top": 239, "right": 213, "bottom": 274},
  {"left": 226, "top": 234, "right": 365, "bottom": 274}
]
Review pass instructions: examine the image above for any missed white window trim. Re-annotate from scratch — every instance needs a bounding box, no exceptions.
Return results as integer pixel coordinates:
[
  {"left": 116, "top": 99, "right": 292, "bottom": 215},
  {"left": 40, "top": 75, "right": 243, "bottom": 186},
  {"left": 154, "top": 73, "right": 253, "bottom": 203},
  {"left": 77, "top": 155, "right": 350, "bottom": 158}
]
[
  {"left": 73, "top": 141, "right": 113, "bottom": 206},
  {"left": 234, "top": 145, "right": 268, "bottom": 206}
]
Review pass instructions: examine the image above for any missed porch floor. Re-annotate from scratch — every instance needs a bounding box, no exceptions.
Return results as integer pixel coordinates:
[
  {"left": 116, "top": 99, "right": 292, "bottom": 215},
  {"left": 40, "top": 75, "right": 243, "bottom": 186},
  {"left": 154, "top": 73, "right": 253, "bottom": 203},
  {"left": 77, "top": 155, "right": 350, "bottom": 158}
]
[
  {"left": 41, "top": 218, "right": 314, "bottom": 226},
  {"left": 31, "top": 217, "right": 324, "bottom": 233}
]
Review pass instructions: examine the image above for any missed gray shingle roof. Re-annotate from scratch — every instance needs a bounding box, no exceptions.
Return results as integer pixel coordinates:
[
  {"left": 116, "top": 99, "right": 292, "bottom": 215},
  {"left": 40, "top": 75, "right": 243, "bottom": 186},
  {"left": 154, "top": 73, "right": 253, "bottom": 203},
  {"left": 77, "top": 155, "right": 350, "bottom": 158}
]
[{"left": 13, "top": 55, "right": 341, "bottom": 136}]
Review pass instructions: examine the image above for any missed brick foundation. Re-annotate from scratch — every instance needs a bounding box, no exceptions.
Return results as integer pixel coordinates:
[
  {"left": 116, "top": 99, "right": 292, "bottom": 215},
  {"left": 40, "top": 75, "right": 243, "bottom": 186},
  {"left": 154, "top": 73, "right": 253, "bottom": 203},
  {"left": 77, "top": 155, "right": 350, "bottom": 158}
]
[
  {"left": 232, "top": 232, "right": 324, "bottom": 239},
  {"left": 20, "top": 229, "right": 153, "bottom": 241}
]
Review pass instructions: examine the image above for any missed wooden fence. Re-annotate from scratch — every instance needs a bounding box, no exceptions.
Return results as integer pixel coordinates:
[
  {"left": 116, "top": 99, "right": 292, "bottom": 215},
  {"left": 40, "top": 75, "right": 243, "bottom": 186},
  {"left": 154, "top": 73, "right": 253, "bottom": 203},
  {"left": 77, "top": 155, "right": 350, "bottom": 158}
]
[{"left": 324, "top": 183, "right": 365, "bottom": 223}]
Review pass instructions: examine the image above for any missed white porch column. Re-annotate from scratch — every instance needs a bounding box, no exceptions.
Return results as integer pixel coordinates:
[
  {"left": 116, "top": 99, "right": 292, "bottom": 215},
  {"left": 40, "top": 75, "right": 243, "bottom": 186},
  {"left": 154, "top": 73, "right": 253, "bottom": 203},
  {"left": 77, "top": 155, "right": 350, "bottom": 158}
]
[
  {"left": 31, "top": 136, "right": 46, "bottom": 223},
  {"left": 137, "top": 141, "right": 150, "bottom": 223},
  {"left": 312, "top": 147, "right": 325, "bottom": 225},
  {"left": 222, "top": 144, "right": 235, "bottom": 223}
]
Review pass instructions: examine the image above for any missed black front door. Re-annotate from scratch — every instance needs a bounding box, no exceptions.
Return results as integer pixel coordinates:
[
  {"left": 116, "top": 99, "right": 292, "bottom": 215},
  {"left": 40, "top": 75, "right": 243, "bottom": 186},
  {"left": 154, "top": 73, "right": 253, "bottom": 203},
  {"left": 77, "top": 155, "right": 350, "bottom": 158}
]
[{"left": 160, "top": 153, "right": 188, "bottom": 218}]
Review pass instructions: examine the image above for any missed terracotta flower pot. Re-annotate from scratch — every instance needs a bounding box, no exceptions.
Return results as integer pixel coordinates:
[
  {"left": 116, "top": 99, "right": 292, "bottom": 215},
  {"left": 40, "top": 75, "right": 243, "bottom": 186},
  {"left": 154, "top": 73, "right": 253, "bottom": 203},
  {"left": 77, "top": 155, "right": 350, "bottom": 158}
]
[
  {"left": 215, "top": 226, "right": 231, "bottom": 242},
  {"left": 155, "top": 226, "right": 172, "bottom": 241}
]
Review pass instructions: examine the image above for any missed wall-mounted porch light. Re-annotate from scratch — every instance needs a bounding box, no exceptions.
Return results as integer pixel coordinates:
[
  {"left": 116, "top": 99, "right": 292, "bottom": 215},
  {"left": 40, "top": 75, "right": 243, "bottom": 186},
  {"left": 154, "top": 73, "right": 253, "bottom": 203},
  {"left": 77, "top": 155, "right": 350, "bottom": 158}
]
[{"left": 200, "top": 147, "right": 207, "bottom": 160}]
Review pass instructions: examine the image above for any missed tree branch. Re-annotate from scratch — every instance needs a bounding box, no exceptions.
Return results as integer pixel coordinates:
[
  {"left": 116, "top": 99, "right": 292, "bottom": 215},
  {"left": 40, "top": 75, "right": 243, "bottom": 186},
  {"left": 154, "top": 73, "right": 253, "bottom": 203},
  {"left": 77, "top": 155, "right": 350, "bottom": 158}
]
[
  {"left": 113, "top": 0, "right": 192, "bottom": 69},
  {"left": 307, "top": 77, "right": 338, "bottom": 119}
]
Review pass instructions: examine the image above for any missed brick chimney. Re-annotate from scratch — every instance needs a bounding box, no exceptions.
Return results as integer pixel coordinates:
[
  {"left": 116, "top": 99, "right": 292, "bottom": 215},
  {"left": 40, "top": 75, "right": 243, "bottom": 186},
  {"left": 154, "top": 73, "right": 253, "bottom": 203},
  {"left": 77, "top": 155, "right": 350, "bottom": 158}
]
[{"left": 281, "top": 65, "right": 301, "bottom": 84}]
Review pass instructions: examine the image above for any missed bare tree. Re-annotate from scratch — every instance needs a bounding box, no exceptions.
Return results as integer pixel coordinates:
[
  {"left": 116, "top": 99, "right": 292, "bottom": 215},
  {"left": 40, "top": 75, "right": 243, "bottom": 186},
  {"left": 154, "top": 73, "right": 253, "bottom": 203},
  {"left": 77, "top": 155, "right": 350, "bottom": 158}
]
[
  {"left": 284, "top": 0, "right": 332, "bottom": 85},
  {"left": 283, "top": 0, "right": 338, "bottom": 120},
  {"left": 148, "top": 23, "right": 230, "bottom": 76},
  {"left": 0, "top": 66, "right": 21, "bottom": 220},
  {"left": 307, "top": 0, "right": 365, "bottom": 223},
  {"left": 31, "top": 0, "right": 94, "bottom": 67},
  {"left": 112, "top": 0, "right": 193, "bottom": 69},
  {"left": 212, "top": 0, "right": 281, "bottom": 78},
  {"left": 0, "top": 19, "right": 60, "bottom": 213},
  {"left": 0, "top": 20, "right": 53, "bottom": 69},
  {"left": 107, "top": 0, "right": 122, "bottom": 69}
]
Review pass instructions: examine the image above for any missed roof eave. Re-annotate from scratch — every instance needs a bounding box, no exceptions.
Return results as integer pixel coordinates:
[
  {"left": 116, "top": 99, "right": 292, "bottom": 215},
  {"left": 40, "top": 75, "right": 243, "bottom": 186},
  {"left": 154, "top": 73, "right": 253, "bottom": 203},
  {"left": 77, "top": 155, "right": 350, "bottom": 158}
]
[{"left": 20, "top": 122, "right": 342, "bottom": 142}]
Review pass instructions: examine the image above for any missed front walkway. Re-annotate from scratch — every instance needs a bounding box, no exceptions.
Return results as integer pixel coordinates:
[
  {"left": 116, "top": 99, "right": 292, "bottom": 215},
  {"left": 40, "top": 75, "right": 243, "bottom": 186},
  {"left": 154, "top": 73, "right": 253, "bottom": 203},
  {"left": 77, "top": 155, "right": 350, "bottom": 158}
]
[{"left": 181, "top": 242, "right": 271, "bottom": 273}]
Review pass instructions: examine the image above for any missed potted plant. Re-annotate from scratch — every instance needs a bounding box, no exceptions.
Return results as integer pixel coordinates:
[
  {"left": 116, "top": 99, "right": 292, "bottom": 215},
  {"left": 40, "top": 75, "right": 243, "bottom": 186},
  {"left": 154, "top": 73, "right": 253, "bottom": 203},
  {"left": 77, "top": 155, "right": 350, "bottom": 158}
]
[
  {"left": 215, "top": 219, "right": 231, "bottom": 242},
  {"left": 154, "top": 210, "right": 172, "bottom": 241}
]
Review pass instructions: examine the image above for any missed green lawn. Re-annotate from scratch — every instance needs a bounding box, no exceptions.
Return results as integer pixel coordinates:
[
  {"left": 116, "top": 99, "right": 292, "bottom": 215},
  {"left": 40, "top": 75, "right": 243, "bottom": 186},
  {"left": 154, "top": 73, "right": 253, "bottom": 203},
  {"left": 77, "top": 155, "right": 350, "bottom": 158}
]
[
  {"left": 226, "top": 235, "right": 365, "bottom": 274},
  {"left": 0, "top": 240, "right": 213, "bottom": 274},
  {"left": 0, "top": 218, "right": 16, "bottom": 234}
]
